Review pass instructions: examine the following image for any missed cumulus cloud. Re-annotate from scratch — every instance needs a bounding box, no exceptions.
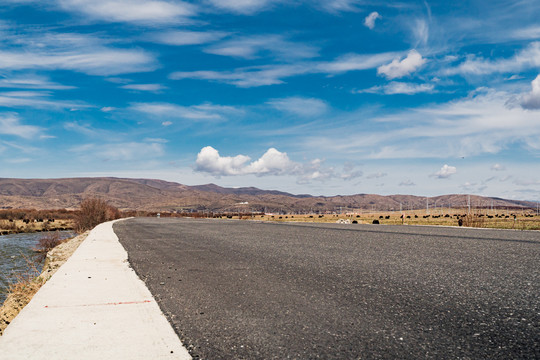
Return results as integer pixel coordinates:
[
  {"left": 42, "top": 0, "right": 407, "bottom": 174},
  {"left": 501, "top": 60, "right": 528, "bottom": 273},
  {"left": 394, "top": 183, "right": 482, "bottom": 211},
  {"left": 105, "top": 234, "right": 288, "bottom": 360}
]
[
  {"left": 520, "top": 74, "right": 540, "bottom": 110},
  {"left": 195, "top": 146, "right": 295, "bottom": 176},
  {"left": 364, "top": 12, "right": 381, "bottom": 30},
  {"left": 377, "top": 50, "right": 426, "bottom": 79},
  {"left": 57, "top": 0, "right": 195, "bottom": 24},
  {"left": 491, "top": 163, "right": 506, "bottom": 171},
  {"left": 433, "top": 164, "right": 456, "bottom": 179},
  {"left": 195, "top": 146, "right": 357, "bottom": 183},
  {"left": 267, "top": 97, "right": 328, "bottom": 117}
]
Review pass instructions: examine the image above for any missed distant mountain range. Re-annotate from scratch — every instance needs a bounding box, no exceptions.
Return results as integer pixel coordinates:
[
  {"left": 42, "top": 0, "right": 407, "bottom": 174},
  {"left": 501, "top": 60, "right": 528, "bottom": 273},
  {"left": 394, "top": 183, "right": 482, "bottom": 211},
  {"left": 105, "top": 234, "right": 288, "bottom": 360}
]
[{"left": 0, "top": 177, "right": 536, "bottom": 213}]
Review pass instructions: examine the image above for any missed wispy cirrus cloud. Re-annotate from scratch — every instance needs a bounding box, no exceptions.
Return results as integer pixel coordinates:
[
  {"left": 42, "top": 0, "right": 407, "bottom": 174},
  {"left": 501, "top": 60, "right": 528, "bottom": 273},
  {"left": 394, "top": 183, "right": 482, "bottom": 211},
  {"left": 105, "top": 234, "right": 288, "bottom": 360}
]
[
  {"left": 445, "top": 42, "right": 540, "bottom": 76},
  {"left": 0, "top": 32, "right": 157, "bottom": 76},
  {"left": 170, "top": 51, "right": 399, "bottom": 87},
  {"left": 57, "top": 0, "right": 196, "bottom": 24},
  {"left": 130, "top": 102, "right": 242, "bottom": 121},
  {"left": 121, "top": 84, "right": 166, "bottom": 92},
  {"left": 146, "top": 30, "right": 227, "bottom": 46},
  {"left": 205, "top": 0, "right": 275, "bottom": 15},
  {"left": 0, "top": 91, "right": 87, "bottom": 109},
  {"left": 359, "top": 81, "right": 434, "bottom": 95},
  {"left": 205, "top": 34, "right": 319, "bottom": 60},
  {"left": 71, "top": 141, "right": 165, "bottom": 161},
  {"left": 0, "top": 76, "right": 75, "bottom": 90},
  {"left": 301, "top": 88, "right": 540, "bottom": 160},
  {"left": 267, "top": 97, "right": 329, "bottom": 117},
  {"left": 0, "top": 114, "right": 42, "bottom": 139}
]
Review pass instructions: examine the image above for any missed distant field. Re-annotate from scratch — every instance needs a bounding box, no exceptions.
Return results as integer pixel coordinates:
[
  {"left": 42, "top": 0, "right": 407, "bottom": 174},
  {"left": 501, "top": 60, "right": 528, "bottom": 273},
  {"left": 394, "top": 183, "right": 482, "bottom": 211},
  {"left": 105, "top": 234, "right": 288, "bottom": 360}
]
[
  {"left": 0, "top": 219, "right": 75, "bottom": 235},
  {"left": 240, "top": 210, "right": 540, "bottom": 231}
]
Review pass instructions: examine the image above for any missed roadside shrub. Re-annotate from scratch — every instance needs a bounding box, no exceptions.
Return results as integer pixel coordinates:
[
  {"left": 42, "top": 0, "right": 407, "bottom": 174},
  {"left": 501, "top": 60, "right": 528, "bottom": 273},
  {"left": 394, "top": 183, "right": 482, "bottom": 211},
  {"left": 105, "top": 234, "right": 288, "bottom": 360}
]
[
  {"left": 74, "top": 198, "right": 121, "bottom": 232},
  {"left": 461, "top": 213, "right": 486, "bottom": 228},
  {"left": 33, "top": 232, "right": 62, "bottom": 262}
]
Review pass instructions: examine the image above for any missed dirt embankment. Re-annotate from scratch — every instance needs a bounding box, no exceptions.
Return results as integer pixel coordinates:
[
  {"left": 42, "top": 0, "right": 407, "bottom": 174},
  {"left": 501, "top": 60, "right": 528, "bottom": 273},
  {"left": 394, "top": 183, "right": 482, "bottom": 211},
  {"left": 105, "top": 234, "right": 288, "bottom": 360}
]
[{"left": 0, "top": 232, "right": 88, "bottom": 335}]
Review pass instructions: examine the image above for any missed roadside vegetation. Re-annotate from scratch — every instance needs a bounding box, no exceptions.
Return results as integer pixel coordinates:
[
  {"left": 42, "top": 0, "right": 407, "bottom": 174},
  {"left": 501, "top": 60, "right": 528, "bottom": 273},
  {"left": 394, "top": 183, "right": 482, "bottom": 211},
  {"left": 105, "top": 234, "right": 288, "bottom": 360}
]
[{"left": 1, "top": 197, "right": 122, "bottom": 335}]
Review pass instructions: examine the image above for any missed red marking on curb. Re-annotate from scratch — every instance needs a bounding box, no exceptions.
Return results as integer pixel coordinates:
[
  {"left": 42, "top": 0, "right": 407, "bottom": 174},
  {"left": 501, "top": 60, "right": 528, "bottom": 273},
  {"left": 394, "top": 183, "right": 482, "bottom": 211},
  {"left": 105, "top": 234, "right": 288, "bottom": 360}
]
[{"left": 44, "top": 300, "right": 152, "bottom": 308}]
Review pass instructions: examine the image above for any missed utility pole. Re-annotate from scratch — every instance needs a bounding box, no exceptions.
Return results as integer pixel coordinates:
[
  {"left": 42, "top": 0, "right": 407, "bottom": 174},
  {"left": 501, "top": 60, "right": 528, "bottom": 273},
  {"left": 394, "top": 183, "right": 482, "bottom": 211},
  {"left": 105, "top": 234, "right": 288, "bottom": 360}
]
[
  {"left": 467, "top": 194, "right": 471, "bottom": 215},
  {"left": 426, "top": 197, "right": 429, "bottom": 215}
]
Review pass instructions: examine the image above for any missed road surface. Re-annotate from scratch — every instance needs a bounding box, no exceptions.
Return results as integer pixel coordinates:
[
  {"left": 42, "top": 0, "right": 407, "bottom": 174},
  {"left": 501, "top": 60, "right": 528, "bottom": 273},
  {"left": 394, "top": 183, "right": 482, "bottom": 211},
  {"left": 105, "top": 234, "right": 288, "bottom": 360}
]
[{"left": 113, "top": 218, "right": 540, "bottom": 359}]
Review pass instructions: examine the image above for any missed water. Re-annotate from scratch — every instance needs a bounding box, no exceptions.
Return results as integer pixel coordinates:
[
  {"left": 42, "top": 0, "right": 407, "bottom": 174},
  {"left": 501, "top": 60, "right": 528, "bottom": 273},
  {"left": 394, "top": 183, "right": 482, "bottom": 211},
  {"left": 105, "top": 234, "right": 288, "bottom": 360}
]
[{"left": 0, "top": 231, "right": 75, "bottom": 304}]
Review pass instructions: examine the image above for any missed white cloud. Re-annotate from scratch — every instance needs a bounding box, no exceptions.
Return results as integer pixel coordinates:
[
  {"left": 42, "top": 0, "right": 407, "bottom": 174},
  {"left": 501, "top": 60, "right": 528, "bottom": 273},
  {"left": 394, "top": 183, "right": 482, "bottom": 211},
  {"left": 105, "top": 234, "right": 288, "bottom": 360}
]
[
  {"left": 195, "top": 146, "right": 289, "bottom": 176},
  {"left": 170, "top": 51, "right": 398, "bottom": 87},
  {"left": 0, "top": 76, "right": 75, "bottom": 90},
  {"left": 57, "top": 0, "right": 195, "bottom": 24},
  {"left": 147, "top": 30, "right": 227, "bottom": 46},
  {"left": 0, "top": 32, "right": 156, "bottom": 76},
  {"left": 367, "top": 172, "right": 387, "bottom": 179},
  {"left": 399, "top": 179, "right": 416, "bottom": 186},
  {"left": 520, "top": 74, "right": 540, "bottom": 110},
  {"left": 131, "top": 102, "right": 241, "bottom": 120},
  {"left": 72, "top": 141, "right": 165, "bottom": 161},
  {"left": 267, "top": 97, "right": 328, "bottom": 117},
  {"left": 511, "top": 26, "right": 540, "bottom": 41},
  {"left": 377, "top": 50, "right": 426, "bottom": 79},
  {"left": 433, "top": 164, "right": 456, "bottom": 179},
  {"left": 0, "top": 91, "right": 85, "bottom": 109},
  {"left": 364, "top": 12, "right": 381, "bottom": 30},
  {"left": 206, "top": 0, "right": 273, "bottom": 14},
  {"left": 195, "top": 146, "right": 350, "bottom": 183},
  {"left": 446, "top": 42, "right": 540, "bottom": 76},
  {"left": 205, "top": 34, "right": 319, "bottom": 60},
  {"left": 319, "top": 0, "right": 360, "bottom": 13},
  {"left": 121, "top": 84, "right": 166, "bottom": 92},
  {"left": 0, "top": 114, "right": 41, "bottom": 139},
  {"left": 308, "top": 88, "right": 540, "bottom": 160},
  {"left": 491, "top": 163, "right": 506, "bottom": 171},
  {"left": 411, "top": 19, "right": 429, "bottom": 46},
  {"left": 360, "top": 82, "right": 434, "bottom": 95}
]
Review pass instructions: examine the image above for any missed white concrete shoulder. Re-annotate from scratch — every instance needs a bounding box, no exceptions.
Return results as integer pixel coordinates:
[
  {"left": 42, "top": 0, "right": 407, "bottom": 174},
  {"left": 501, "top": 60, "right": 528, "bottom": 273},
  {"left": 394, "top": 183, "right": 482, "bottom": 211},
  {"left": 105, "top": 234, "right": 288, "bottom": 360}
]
[{"left": 0, "top": 219, "right": 191, "bottom": 360}]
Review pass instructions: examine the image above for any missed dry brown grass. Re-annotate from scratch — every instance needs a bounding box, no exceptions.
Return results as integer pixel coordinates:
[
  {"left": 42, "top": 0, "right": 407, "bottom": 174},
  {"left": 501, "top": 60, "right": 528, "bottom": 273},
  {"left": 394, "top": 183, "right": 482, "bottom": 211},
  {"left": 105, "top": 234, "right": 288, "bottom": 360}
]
[{"left": 247, "top": 210, "right": 540, "bottom": 230}]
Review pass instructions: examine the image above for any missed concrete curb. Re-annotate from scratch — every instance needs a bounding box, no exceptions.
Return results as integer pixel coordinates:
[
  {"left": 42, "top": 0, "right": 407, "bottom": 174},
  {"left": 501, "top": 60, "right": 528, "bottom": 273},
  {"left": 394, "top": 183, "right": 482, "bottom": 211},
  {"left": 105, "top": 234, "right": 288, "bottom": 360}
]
[{"left": 0, "top": 219, "right": 191, "bottom": 360}]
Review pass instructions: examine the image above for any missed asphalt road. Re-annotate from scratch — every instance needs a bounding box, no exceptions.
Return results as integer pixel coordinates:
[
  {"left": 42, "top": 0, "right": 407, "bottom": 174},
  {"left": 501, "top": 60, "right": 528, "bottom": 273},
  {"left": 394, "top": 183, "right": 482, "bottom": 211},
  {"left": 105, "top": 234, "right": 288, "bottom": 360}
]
[{"left": 113, "top": 218, "right": 540, "bottom": 359}]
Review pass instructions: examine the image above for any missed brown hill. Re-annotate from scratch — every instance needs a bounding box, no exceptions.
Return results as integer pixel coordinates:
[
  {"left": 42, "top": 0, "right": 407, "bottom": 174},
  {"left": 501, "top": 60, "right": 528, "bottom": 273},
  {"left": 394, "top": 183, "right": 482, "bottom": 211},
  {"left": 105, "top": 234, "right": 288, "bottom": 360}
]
[{"left": 0, "top": 177, "right": 536, "bottom": 213}]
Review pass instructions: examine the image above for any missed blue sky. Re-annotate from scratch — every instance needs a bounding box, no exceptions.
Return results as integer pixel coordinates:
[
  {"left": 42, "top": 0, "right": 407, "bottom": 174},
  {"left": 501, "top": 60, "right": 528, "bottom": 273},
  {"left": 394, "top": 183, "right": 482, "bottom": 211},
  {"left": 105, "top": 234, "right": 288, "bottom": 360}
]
[{"left": 1, "top": 0, "right": 539, "bottom": 199}]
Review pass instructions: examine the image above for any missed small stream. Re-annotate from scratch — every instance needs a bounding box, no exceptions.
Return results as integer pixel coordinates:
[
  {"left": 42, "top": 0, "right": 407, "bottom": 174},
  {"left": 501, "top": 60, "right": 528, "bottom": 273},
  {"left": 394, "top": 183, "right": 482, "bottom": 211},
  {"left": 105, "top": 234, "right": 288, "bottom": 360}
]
[{"left": 0, "top": 231, "right": 75, "bottom": 304}]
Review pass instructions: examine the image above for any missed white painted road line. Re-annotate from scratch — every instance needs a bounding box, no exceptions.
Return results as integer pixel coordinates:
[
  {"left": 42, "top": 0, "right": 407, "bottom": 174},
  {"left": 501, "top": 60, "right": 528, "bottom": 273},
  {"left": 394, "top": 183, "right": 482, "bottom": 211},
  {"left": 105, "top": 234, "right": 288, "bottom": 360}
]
[{"left": 0, "top": 219, "right": 191, "bottom": 360}]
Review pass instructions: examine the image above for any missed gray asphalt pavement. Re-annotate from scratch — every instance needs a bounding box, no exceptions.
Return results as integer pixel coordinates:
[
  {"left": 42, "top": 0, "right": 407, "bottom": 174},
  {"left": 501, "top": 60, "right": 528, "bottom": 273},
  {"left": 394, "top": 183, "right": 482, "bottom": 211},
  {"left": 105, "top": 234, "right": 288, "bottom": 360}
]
[{"left": 113, "top": 218, "right": 540, "bottom": 359}]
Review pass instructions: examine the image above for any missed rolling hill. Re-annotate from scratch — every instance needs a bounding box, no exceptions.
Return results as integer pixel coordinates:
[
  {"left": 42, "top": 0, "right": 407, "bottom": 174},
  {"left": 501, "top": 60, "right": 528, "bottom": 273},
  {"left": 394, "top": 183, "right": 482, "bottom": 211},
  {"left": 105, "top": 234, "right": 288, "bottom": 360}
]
[{"left": 0, "top": 177, "right": 536, "bottom": 213}]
